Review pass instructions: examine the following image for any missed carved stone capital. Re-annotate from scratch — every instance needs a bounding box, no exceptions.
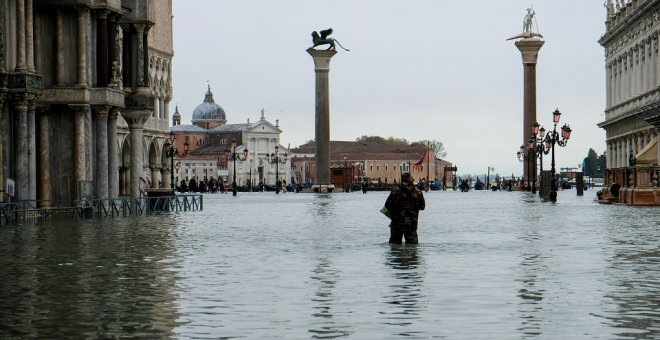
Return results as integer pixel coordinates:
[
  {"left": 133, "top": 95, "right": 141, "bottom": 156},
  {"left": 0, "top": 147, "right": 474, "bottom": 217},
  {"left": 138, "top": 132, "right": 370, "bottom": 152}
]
[
  {"left": 307, "top": 48, "right": 338, "bottom": 70},
  {"left": 92, "top": 105, "right": 110, "bottom": 119},
  {"left": 121, "top": 110, "right": 150, "bottom": 128},
  {"left": 515, "top": 39, "right": 545, "bottom": 64},
  {"left": 69, "top": 104, "right": 90, "bottom": 115}
]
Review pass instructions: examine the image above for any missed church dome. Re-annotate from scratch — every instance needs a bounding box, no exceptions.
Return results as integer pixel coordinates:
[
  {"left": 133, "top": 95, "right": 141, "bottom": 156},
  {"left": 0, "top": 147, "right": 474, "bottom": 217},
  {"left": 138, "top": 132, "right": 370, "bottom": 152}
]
[{"left": 192, "top": 86, "right": 226, "bottom": 122}]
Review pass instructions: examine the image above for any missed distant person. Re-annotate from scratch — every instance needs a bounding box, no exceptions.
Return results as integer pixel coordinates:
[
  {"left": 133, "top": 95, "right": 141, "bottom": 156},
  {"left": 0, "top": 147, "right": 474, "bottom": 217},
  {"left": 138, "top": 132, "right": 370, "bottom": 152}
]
[{"left": 384, "top": 173, "right": 426, "bottom": 245}]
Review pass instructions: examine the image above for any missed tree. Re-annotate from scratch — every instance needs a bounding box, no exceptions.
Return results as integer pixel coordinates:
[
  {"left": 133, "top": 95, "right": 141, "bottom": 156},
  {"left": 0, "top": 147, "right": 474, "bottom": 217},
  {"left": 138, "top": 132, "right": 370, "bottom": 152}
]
[
  {"left": 597, "top": 153, "right": 606, "bottom": 177},
  {"left": 582, "top": 148, "right": 599, "bottom": 177},
  {"left": 416, "top": 140, "right": 447, "bottom": 159},
  {"left": 355, "top": 135, "right": 409, "bottom": 147}
]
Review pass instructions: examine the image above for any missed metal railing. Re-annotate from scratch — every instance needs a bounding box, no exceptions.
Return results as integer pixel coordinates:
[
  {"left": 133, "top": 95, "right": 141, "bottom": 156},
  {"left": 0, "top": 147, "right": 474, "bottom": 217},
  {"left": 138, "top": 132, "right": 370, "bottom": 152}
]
[{"left": 0, "top": 194, "right": 203, "bottom": 225}]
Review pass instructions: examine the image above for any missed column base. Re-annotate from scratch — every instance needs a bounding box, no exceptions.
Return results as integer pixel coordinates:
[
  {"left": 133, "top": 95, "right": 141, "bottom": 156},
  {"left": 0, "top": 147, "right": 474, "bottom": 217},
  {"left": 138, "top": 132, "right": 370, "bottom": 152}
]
[{"left": 312, "top": 184, "right": 335, "bottom": 193}]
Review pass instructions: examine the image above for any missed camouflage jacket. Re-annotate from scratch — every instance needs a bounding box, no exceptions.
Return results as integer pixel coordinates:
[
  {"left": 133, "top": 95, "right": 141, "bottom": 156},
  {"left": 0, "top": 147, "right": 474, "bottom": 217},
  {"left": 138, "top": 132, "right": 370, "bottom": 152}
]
[{"left": 384, "top": 182, "right": 425, "bottom": 230}]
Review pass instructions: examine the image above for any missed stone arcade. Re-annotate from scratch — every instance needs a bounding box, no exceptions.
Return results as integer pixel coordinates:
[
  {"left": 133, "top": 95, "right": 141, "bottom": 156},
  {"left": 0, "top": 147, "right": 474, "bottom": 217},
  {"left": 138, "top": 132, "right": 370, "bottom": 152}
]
[{"left": 0, "top": 0, "right": 174, "bottom": 203}]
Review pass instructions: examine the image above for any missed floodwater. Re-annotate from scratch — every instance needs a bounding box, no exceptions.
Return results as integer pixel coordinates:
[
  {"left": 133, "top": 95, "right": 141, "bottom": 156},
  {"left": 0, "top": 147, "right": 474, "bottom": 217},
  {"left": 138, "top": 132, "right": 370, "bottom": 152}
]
[{"left": 1, "top": 189, "right": 659, "bottom": 339}]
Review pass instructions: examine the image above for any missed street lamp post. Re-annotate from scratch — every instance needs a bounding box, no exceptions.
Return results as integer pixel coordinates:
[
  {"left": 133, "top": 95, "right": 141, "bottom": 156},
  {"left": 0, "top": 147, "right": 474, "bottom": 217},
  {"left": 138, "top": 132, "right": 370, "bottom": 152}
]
[
  {"left": 517, "top": 139, "right": 535, "bottom": 192},
  {"left": 530, "top": 122, "right": 549, "bottom": 198},
  {"left": 164, "top": 131, "right": 177, "bottom": 194},
  {"left": 543, "top": 108, "right": 572, "bottom": 202},
  {"left": 268, "top": 145, "right": 287, "bottom": 194},
  {"left": 225, "top": 140, "right": 249, "bottom": 197}
]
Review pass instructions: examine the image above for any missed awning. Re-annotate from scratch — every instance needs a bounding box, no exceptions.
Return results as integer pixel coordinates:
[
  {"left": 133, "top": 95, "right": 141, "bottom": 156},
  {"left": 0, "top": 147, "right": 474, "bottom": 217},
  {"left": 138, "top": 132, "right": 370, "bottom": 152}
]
[{"left": 635, "top": 136, "right": 658, "bottom": 165}]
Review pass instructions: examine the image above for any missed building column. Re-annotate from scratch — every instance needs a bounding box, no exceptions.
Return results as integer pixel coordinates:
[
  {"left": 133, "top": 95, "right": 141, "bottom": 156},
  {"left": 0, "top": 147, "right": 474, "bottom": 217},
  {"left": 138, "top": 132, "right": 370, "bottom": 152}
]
[
  {"left": 27, "top": 98, "right": 36, "bottom": 201},
  {"left": 150, "top": 165, "right": 159, "bottom": 188},
  {"left": 0, "top": 94, "right": 5, "bottom": 193},
  {"left": 26, "top": 0, "right": 35, "bottom": 72},
  {"left": 657, "top": 129, "right": 660, "bottom": 166},
  {"left": 121, "top": 111, "right": 150, "bottom": 198},
  {"left": 161, "top": 164, "right": 171, "bottom": 190},
  {"left": 94, "top": 106, "right": 109, "bottom": 198},
  {"left": 15, "top": 0, "right": 27, "bottom": 71},
  {"left": 606, "top": 141, "right": 612, "bottom": 169},
  {"left": 108, "top": 108, "right": 119, "bottom": 198},
  {"left": 38, "top": 108, "right": 51, "bottom": 206},
  {"left": 133, "top": 23, "right": 151, "bottom": 89},
  {"left": 606, "top": 63, "right": 612, "bottom": 108},
  {"left": 71, "top": 105, "right": 89, "bottom": 199},
  {"left": 55, "top": 10, "right": 65, "bottom": 86},
  {"left": 0, "top": 0, "right": 6, "bottom": 72},
  {"left": 615, "top": 139, "right": 621, "bottom": 168},
  {"left": 76, "top": 7, "right": 88, "bottom": 87},
  {"left": 515, "top": 38, "right": 544, "bottom": 184},
  {"left": 307, "top": 48, "right": 338, "bottom": 187},
  {"left": 12, "top": 97, "right": 28, "bottom": 200},
  {"left": 164, "top": 97, "right": 171, "bottom": 124}
]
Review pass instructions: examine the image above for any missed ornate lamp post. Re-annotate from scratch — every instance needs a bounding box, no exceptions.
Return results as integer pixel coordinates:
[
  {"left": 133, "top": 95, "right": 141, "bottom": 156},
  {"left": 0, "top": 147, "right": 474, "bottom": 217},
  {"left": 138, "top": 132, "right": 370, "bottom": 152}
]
[
  {"left": 269, "top": 145, "right": 287, "bottom": 194},
  {"left": 225, "top": 140, "right": 248, "bottom": 197},
  {"left": 530, "top": 122, "right": 549, "bottom": 197},
  {"left": 517, "top": 139, "right": 535, "bottom": 192},
  {"left": 163, "top": 131, "right": 177, "bottom": 194},
  {"left": 543, "top": 108, "right": 572, "bottom": 202}
]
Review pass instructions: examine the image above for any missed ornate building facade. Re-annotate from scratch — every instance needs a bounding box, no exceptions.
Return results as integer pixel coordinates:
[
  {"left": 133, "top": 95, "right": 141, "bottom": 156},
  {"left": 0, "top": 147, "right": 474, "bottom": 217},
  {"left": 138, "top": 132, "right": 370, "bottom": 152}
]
[
  {"left": 170, "top": 87, "right": 290, "bottom": 190},
  {"left": 0, "top": 0, "right": 173, "bottom": 203},
  {"left": 598, "top": 0, "right": 660, "bottom": 204}
]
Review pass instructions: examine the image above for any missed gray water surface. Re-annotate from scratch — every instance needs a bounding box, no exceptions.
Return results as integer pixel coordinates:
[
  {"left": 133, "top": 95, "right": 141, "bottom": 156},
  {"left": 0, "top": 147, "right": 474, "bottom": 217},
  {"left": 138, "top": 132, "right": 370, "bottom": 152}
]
[{"left": 1, "top": 190, "right": 659, "bottom": 339}]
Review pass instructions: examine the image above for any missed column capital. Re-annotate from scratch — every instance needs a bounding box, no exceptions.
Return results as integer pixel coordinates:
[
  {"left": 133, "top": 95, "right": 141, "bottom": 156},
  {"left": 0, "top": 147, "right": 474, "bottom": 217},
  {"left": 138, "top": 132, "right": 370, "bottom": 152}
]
[
  {"left": 515, "top": 39, "right": 545, "bottom": 64},
  {"left": 69, "top": 104, "right": 89, "bottom": 114},
  {"left": 307, "top": 48, "right": 337, "bottom": 70},
  {"left": 121, "top": 110, "right": 150, "bottom": 128},
  {"left": 92, "top": 105, "right": 110, "bottom": 119}
]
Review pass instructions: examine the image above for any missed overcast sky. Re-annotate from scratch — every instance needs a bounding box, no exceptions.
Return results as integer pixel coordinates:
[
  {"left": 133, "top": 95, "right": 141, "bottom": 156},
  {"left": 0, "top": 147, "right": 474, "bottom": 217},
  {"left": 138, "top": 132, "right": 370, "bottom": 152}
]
[{"left": 171, "top": 0, "right": 606, "bottom": 177}]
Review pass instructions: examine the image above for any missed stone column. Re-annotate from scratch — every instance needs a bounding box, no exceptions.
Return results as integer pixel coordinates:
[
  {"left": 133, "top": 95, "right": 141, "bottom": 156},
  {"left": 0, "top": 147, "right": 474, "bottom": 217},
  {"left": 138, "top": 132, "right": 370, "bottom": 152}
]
[
  {"left": 121, "top": 111, "right": 150, "bottom": 198},
  {"left": 606, "top": 141, "right": 612, "bottom": 169},
  {"left": 0, "top": 0, "right": 6, "bottom": 72},
  {"left": 161, "top": 164, "right": 171, "bottom": 190},
  {"left": 76, "top": 7, "right": 88, "bottom": 87},
  {"left": 71, "top": 105, "right": 89, "bottom": 198},
  {"left": 164, "top": 97, "right": 171, "bottom": 124},
  {"left": 38, "top": 108, "right": 51, "bottom": 207},
  {"left": 0, "top": 94, "right": 5, "bottom": 192},
  {"left": 515, "top": 38, "right": 544, "bottom": 183},
  {"left": 27, "top": 98, "right": 36, "bottom": 201},
  {"left": 150, "top": 165, "right": 159, "bottom": 188},
  {"left": 307, "top": 48, "right": 337, "bottom": 188},
  {"left": 33, "top": 8, "right": 40, "bottom": 73},
  {"left": 108, "top": 108, "right": 119, "bottom": 198},
  {"left": 26, "top": 0, "right": 34, "bottom": 72},
  {"left": 55, "top": 10, "right": 65, "bottom": 86},
  {"left": 13, "top": 97, "right": 28, "bottom": 200},
  {"left": 657, "top": 128, "right": 660, "bottom": 166},
  {"left": 606, "top": 63, "right": 612, "bottom": 109},
  {"left": 134, "top": 24, "right": 148, "bottom": 88},
  {"left": 94, "top": 106, "right": 109, "bottom": 198},
  {"left": 15, "top": 0, "right": 27, "bottom": 71}
]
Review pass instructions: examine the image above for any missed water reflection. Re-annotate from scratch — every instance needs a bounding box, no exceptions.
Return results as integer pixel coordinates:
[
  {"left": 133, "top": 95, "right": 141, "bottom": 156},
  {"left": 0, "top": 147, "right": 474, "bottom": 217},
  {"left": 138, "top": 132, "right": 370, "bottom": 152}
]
[
  {"left": 0, "top": 217, "right": 182, "bottom": 339},
  {"left": 515, "top": 242, "right": 546, "bottom": 337},
  {"left": 381, "top": 245, "right": 426, "bottom": 335},
  {"left": 603, "top": 212, "right": 660, "bottom": 339},
  {"left": 308, "top": 258, "right": 351, "bottom": 338}
]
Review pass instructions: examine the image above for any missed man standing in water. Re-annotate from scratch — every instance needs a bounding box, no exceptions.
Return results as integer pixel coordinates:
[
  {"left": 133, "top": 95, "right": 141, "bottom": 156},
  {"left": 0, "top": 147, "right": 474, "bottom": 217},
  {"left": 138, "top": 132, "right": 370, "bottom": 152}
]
[{"left": 385, "top": 173, "right": 426, "bottom": 244}]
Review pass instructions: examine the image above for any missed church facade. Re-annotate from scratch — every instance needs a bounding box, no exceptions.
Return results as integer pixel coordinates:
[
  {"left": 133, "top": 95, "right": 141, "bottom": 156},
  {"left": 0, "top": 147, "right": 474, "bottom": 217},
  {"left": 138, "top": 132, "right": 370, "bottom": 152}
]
[
  {"left": 169, "top": 87, "right": 290, "bottom": 190},
  {"left": 1, "top": 0, "right": 173, "bottom": 203},
  {"left": 598, "top": 0, "right": 660, "bottom": 204}
]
